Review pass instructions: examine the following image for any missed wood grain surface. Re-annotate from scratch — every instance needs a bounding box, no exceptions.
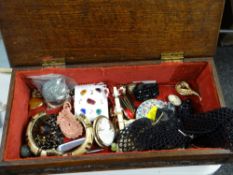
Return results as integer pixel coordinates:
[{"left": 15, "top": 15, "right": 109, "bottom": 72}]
[{"left": 0, "top": 0, "right": 224, "bottom": 67}]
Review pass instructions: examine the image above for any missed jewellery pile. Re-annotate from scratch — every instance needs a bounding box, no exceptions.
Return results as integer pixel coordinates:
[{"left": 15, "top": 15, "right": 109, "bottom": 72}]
[{"left": 21, "top": 75, "right": 233, "bottom": 158}]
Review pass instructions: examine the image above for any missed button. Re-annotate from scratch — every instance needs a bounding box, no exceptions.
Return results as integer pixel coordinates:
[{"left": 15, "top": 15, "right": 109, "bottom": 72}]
[{"left": 168, "top": 94, "right": 182, "bottom": 106}]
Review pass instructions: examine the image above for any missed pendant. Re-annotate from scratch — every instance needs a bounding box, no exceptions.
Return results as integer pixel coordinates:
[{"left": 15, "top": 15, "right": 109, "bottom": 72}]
[{"left": 57, "top": 102, "right": 83, "bottom": 139}]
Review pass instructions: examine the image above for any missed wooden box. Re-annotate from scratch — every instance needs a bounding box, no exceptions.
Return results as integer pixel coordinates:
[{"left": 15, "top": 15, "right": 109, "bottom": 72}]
[{"left": 0, "top": 0, "right": 230, "bottom": 174}]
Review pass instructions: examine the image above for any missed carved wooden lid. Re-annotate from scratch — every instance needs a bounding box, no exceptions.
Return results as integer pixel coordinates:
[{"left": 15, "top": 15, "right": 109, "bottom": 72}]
[{"left": 0, "top": 0, "right": 224, "bottom": 67}]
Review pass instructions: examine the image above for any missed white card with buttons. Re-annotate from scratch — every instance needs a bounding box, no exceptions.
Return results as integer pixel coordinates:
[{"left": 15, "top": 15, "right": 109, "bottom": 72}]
[{"left": 74, "top": 83, "right": 109, "bottom": 122}]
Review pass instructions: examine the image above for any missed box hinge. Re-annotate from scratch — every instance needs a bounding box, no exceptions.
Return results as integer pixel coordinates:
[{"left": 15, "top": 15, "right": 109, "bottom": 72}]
[
  {"left": 161, "top": 52, "right": 184, "bottom": 62},
  {"left": 42, "top": 57, "right": 66, "bottom": 68}
]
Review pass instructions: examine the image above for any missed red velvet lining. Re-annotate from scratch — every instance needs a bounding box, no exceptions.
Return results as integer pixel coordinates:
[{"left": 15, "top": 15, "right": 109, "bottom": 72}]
[
  {"left": 195, "top": 63, "right": 221, "bottom": 112},
  {"left": 3, "top": 61, "right": 221, "bottom": 161}
]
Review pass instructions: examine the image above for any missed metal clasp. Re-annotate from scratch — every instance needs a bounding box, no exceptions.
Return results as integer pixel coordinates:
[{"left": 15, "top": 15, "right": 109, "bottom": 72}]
[
  {"left": 161, "top": 52, "right": 184, "bottom": 62},
  {"left": 42, "top": 56, "right": 66, "bottom": 68}
]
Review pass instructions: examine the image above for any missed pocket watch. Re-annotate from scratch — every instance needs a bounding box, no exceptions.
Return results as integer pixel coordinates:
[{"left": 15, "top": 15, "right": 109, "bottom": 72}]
[{"left": 93, "top": 116, "right": 115, "bottom": 148}]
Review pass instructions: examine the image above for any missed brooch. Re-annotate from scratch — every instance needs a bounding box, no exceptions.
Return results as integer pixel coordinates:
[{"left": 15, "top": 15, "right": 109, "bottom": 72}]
[{"left": 175, "top": 81, "right": 201, "bottom": 100}]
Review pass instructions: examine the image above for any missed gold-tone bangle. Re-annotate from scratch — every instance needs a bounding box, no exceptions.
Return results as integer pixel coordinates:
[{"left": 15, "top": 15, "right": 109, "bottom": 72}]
[
  {"left": 64, "top": 115, "right": 94, "bottom": 156},
  {"left": 26, "top": 113, "right": 62, "bottom": 156}
]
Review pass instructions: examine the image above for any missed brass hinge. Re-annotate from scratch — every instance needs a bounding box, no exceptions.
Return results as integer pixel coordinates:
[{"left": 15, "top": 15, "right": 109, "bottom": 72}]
[
  {"left": 42, "top": 57, "right": 66, "bottom": 68},
  {"left": 161, "top": 52, "right": 184, "bottom": 62}
]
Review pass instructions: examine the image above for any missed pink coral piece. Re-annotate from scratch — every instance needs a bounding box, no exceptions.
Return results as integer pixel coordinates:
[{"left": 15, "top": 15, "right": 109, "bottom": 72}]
[{"left": 57, "top": 102, "right": 83, "bottom": 139}]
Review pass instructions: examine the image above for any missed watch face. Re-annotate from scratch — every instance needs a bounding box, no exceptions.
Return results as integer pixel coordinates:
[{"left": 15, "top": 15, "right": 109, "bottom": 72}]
[{"left": 94, "top": 116, "right": 115, "bottom": 147}]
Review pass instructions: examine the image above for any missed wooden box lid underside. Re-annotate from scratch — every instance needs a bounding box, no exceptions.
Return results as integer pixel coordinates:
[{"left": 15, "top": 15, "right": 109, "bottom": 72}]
[{"left": 0, "top": 0, "right": 224, "bottom": 67}]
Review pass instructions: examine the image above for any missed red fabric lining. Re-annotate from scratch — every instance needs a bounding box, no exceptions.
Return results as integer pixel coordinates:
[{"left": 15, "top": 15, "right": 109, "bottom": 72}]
[
  {"left": 195, "top": 63, "right": 221, "bottom": 112},
  {"left": 3, "top": 62, "right": 221, "bottom": 161}
]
